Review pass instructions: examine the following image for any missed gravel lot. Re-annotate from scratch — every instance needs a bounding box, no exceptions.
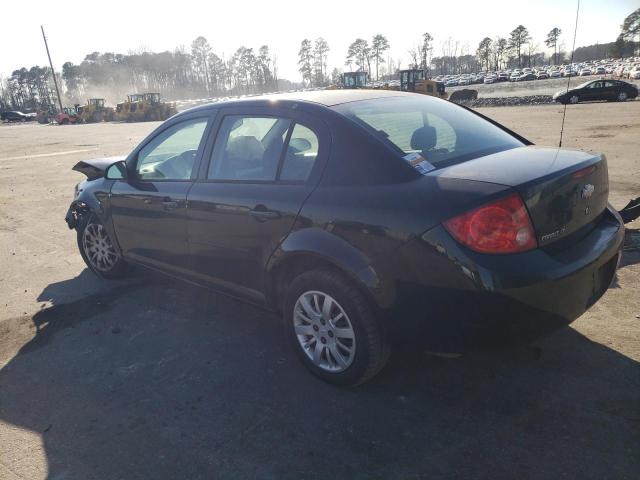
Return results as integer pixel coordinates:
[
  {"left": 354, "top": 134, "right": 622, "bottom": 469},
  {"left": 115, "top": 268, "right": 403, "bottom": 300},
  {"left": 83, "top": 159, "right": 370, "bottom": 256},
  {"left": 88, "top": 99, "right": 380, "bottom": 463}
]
[{"left": 0, "top": 101, "right": 639, "bottom": 480}]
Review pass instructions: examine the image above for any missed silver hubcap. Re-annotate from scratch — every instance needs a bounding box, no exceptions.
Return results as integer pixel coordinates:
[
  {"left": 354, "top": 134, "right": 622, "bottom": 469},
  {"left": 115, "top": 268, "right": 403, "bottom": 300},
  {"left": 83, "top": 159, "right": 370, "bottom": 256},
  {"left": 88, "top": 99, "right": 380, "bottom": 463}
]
[
  {"left": 82, "top": 222, "right": 119, "bottom": 272},
  {"left": 618, "top": 93, "right": 626, "bottom": 101},
  {"left": 570, "top": 96, "right": 579, "bottom": 104},
  {"left": 293, "top": 291, "right": 356, "bottom": 372}
]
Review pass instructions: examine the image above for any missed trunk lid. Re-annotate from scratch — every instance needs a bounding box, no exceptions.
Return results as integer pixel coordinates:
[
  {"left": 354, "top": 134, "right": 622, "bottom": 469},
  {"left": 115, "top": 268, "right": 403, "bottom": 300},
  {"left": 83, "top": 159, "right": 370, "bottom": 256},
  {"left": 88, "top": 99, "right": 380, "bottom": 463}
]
[{"left": 432, "top": 146, "right": 609, "bottom": 247}]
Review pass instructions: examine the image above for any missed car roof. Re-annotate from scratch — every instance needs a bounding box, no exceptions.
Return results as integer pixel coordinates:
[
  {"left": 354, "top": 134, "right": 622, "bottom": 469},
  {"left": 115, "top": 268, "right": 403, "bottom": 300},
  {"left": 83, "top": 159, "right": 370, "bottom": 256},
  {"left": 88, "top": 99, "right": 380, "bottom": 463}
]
[{"left": 177, "top": 89, "right": 410, "bottom": 116}]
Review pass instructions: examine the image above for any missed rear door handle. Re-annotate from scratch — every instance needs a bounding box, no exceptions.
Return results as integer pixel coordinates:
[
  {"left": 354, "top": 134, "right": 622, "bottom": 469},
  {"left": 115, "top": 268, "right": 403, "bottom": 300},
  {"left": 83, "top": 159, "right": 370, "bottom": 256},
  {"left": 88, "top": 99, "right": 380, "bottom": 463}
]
[
  {"left": 161, "top": 198, "right": 179, "bottom": 210},
  {"left": 249, "top": 206, "right": 280, "bottom": 220}
]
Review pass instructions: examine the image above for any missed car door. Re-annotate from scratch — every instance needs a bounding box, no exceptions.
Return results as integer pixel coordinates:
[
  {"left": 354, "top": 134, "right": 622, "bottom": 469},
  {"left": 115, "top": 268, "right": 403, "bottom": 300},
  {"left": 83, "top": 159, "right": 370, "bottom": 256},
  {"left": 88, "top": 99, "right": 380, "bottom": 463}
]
[
  {"left": 109, "top": 115, "right": 212, "bottom": 274},
  {"left": 186, "top": 106, "right": 329, "bottom": 301},
  {"left": 582, "top": 81, "right": 604, "bottom": 101}
]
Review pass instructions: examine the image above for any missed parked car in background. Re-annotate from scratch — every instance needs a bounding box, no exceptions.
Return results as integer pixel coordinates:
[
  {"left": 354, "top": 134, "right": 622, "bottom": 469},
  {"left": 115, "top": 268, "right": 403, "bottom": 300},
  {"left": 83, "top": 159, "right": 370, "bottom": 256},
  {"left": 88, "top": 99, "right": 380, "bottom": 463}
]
[
  {"left": 517, "top": 73, "right": 536, "bottom": 81},
  {"left": 536, "top": 71, "right": 549, "bottom": 79},
  {"left": 594, "top": 66, "right": 606, "bottom": 75},
  {"left": 484, "top": 74, "right": 497, "bottom": 84},
  {"left": 64, "top": 90, "right": 624, "bottom": 385},
  {"left": 1, "top": 111, "right": 35, "bottom": 122},
  {"left": 629, "top": 66, "right": 640, "bottom": 80},
  {"left": 553, "top": 79, "right": 638, "bottom": 104},
  {"left": 497, "top": 71, "right": 509, "bottom": 81},
  {"left": 579, "top": 68, "right": 592, "bottom": 76},
  {"left": 549, "top": 69, "right": 561, "bottom": 78}
]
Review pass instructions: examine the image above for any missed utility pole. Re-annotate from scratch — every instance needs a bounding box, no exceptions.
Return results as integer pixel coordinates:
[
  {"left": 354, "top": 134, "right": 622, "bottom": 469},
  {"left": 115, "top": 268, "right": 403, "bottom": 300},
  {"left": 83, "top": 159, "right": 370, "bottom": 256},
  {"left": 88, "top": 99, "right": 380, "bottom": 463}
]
[{"left": 41, "top": 25, "right": 63, "bottom": 113}]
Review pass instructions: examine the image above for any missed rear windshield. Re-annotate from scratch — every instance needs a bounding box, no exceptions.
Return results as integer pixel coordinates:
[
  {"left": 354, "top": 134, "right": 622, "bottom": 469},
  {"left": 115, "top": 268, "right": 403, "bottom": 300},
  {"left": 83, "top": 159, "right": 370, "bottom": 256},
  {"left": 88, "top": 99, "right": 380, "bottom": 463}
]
[{"left": 334, "top": 96, "right": 524, "bottom": 169}]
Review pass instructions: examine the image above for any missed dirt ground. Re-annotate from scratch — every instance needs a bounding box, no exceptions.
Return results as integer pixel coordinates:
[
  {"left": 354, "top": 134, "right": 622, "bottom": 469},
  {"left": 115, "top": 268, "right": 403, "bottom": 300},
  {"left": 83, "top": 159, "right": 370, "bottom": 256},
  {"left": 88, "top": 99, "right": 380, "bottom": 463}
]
[{"left": 0, "top": 101, "right": 638, "bottom": 480}]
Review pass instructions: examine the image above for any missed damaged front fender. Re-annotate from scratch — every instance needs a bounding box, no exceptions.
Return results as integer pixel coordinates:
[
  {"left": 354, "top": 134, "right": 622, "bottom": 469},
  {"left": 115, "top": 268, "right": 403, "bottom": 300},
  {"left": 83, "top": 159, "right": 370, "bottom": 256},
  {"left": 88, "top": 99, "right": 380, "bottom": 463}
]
[{"left": 65, "top": 201, "right": 90, "bottom": 230}]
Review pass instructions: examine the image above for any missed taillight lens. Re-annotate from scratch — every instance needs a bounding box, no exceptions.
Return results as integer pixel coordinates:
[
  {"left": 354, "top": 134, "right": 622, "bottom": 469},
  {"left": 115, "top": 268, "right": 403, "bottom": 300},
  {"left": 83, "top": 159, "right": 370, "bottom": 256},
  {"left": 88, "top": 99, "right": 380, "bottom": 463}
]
[{"left": 443, "top": 193, "right": 537, "bottom": 254}]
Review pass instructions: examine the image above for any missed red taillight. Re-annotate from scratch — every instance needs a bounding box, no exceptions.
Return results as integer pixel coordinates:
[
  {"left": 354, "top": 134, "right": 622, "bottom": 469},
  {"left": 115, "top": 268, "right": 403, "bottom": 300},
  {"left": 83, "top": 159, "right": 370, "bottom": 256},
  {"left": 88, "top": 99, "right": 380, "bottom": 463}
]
[{"left": 443, "top": 193, "right": 537, "bottom": 254}]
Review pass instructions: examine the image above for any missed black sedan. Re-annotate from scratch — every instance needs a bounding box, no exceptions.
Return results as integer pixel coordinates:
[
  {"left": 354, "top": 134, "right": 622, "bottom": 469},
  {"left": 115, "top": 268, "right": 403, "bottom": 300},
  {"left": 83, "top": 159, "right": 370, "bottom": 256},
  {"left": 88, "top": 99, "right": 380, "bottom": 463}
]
[
  {"left": 553, "top": 79, "right": 639, "bottom": 104},
  {"left": 65, "top": 90, "right": 624, "bottom": 385},
  {"left": 1, "top": 110, "right": 35, "bottom": 122}
]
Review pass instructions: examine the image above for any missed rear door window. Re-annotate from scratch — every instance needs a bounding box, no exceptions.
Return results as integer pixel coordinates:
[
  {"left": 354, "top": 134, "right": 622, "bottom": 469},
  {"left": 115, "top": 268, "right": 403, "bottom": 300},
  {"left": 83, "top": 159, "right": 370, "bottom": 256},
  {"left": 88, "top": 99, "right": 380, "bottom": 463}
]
[
  {"left": 208, "top": 116, "right": 291, "bottom": 181},
  {"left": 280, "top": 124, "right": 319, "bottom": 182}
]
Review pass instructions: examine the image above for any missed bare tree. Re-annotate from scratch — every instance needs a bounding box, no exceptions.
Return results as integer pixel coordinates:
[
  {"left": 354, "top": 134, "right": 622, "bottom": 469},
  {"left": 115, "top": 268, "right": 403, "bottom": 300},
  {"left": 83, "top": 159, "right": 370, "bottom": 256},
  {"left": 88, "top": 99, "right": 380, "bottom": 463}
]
[
  {"left": 313, "top": 38, "right": 330, "bottom": 85},
  {"left": 191, "top": 36, "right": 212, "bottom": 94}
]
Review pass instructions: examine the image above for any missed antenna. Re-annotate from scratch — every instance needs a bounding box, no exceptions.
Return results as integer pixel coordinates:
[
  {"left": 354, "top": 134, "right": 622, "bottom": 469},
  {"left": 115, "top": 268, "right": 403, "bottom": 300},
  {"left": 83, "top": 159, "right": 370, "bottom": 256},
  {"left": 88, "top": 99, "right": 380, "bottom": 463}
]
[
  {"left": 558, "top": 0, "right": 581, "bottom": 148},
  {"left": 41, "top": 25, "right": 64, "bottom": 113}
]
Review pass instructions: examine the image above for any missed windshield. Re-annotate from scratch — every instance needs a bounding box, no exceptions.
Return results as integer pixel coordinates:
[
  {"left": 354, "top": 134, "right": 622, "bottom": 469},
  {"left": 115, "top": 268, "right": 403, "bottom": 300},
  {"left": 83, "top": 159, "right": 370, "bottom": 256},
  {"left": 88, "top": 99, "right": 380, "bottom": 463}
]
[{"left": 334, "top": 96, "right": 524, "bottom": 169}]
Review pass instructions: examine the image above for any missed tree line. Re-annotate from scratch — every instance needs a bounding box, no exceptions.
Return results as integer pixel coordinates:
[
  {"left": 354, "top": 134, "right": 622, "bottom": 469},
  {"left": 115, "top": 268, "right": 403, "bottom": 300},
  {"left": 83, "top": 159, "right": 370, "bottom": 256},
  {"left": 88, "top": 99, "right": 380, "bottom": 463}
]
[
  {"left": 0, "top": 36, "right": 287, "bottom": 112},
  {"left": 1, "top": 7, "right": 638, "bottom": 112}
]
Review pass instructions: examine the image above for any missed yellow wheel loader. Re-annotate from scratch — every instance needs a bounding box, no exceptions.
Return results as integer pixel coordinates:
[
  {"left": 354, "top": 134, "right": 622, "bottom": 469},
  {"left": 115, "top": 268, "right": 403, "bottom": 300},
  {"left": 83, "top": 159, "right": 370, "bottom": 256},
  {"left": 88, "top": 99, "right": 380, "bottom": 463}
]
[
  {"left": 398, "top": 69, "right": 448, "bottom": 99},
  {"left": 78, "top": 98, "right": 114, "bottom": 123},
  {"left": 114, "top": 93, "right": 177, "bottom": 122}
]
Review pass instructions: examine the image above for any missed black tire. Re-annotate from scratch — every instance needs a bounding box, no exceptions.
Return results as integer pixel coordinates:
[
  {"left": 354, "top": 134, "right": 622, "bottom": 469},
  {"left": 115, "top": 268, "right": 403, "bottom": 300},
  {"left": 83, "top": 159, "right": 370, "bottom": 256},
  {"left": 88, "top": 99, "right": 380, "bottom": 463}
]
[
  {"left": 283, "top": 268, "right": 390, "bottom": 386},
  {"left": 77, "top": 213, "right": 129, "bottom": 279}
]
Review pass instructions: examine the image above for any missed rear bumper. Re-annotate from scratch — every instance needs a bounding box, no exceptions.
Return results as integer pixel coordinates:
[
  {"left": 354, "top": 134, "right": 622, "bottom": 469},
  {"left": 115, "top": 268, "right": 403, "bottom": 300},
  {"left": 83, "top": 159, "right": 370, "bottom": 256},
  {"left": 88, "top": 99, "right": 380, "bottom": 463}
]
[{"left": 388, "top": 206, "right": 624, "bottom": 351}]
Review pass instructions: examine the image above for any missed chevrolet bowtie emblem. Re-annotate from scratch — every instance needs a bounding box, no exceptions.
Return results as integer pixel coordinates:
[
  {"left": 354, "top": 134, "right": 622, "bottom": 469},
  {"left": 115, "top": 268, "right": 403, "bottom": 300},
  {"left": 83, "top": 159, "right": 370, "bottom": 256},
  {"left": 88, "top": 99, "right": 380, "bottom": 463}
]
[{"left": 581, "top": 184, "right": 595, "bottom": 199}]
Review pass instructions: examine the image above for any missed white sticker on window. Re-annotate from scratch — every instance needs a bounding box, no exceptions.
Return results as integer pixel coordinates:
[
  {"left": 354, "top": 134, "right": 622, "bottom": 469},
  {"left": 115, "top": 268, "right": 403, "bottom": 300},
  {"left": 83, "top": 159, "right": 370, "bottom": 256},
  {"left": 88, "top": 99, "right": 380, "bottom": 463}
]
[{"left": 403, "top": 152, "right": 435, "bottom": 175}]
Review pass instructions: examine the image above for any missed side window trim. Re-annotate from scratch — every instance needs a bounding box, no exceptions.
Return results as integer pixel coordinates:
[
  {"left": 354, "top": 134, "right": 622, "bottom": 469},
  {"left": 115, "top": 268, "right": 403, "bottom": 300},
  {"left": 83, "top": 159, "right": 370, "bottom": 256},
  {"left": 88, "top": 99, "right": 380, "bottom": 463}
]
[
  {"left": 131, "top": 114, "right": 213, "bottom": 182},
  {"left": 278, "top": 121, "right": 321, "bottom": 184},
  {"left": 275, "top": 122, "right": 295, "bottom": 182}
]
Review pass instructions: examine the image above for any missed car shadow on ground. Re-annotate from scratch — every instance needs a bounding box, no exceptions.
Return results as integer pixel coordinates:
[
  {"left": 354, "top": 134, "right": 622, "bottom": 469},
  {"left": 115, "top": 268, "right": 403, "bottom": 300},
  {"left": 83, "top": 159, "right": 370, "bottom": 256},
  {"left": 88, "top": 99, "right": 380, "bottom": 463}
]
[{"left": 0, "top": 264, "right": 638, "bottom": 480}]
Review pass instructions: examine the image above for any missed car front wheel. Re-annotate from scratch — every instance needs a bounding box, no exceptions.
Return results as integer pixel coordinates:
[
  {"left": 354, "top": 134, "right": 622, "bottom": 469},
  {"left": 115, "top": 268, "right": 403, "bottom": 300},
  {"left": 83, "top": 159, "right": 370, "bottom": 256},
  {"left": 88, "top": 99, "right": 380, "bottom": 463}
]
[
  {"left": 569, "top": 95, "right": 579, "bottom": 104},
  {"left": 284, "top": 269, "right": 390, "bottom": 386},
  {"left": 77, "top": 214, "right": 129, "bottom": 279}
]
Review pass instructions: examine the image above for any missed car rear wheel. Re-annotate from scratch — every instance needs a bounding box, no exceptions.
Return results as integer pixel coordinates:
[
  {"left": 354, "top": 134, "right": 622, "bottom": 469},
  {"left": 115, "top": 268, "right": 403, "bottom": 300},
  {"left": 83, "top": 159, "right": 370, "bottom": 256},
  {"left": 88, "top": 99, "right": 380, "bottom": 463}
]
[
  {"left": 617, "top": 92, "right": 628, "bottom": 102},
  {"left": 569, "top": 95, "right": 579, "bottom": 104},
  {"left": 77, "top": 214, "right": 129, "bottom": 279},
  {"left": 284, "top": 269, "right": 390, "bottom": 386}
]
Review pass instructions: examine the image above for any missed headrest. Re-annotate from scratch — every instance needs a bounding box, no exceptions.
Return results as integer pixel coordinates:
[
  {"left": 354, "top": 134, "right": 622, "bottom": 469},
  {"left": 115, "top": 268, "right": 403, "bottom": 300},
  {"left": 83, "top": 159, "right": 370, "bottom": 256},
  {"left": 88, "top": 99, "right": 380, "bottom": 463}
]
[
  {"left": 227, "top": 136, "right": 264, "bottom": 160},
  {"left": 410, "top": 126, "right": 437, "bottom": 152}
]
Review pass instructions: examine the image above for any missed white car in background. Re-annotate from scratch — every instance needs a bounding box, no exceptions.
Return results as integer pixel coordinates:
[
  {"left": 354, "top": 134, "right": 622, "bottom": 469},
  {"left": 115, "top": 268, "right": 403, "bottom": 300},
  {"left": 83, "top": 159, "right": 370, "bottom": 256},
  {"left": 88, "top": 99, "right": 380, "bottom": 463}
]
[
  {"left": 484, "top": 74, "right": 497, "bottom": 84},
  {"left": 579, "top": 68, "right": 592, "bottom": 76},
  {"left": 629, "top": 66, "right": 640, "bottom": 80},
  {"left": 549, "top": 69, "right": 561, "bottom": 78}
]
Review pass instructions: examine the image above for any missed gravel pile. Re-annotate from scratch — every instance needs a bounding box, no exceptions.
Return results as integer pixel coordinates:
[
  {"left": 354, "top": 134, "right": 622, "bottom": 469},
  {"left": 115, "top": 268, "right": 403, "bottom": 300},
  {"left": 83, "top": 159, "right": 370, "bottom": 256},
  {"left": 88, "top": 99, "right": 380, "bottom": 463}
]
[{"left": 455, "top": 95, "right": 555, "bottom": 107}]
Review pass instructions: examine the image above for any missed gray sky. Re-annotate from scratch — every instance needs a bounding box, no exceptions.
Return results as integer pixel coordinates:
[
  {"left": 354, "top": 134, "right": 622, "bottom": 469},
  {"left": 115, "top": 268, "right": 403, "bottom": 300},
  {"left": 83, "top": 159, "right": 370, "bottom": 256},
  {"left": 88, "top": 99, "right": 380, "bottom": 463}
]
[{"left": 1, "top": 0, "right": 636, "bottom": 80}]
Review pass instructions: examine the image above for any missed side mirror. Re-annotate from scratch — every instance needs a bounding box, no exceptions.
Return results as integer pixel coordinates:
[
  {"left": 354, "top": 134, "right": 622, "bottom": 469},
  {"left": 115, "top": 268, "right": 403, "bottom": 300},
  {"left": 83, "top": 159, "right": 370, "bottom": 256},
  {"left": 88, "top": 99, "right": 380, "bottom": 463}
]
[{"left": 105, "top": 161, "right": 128, "bottom": 180}]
